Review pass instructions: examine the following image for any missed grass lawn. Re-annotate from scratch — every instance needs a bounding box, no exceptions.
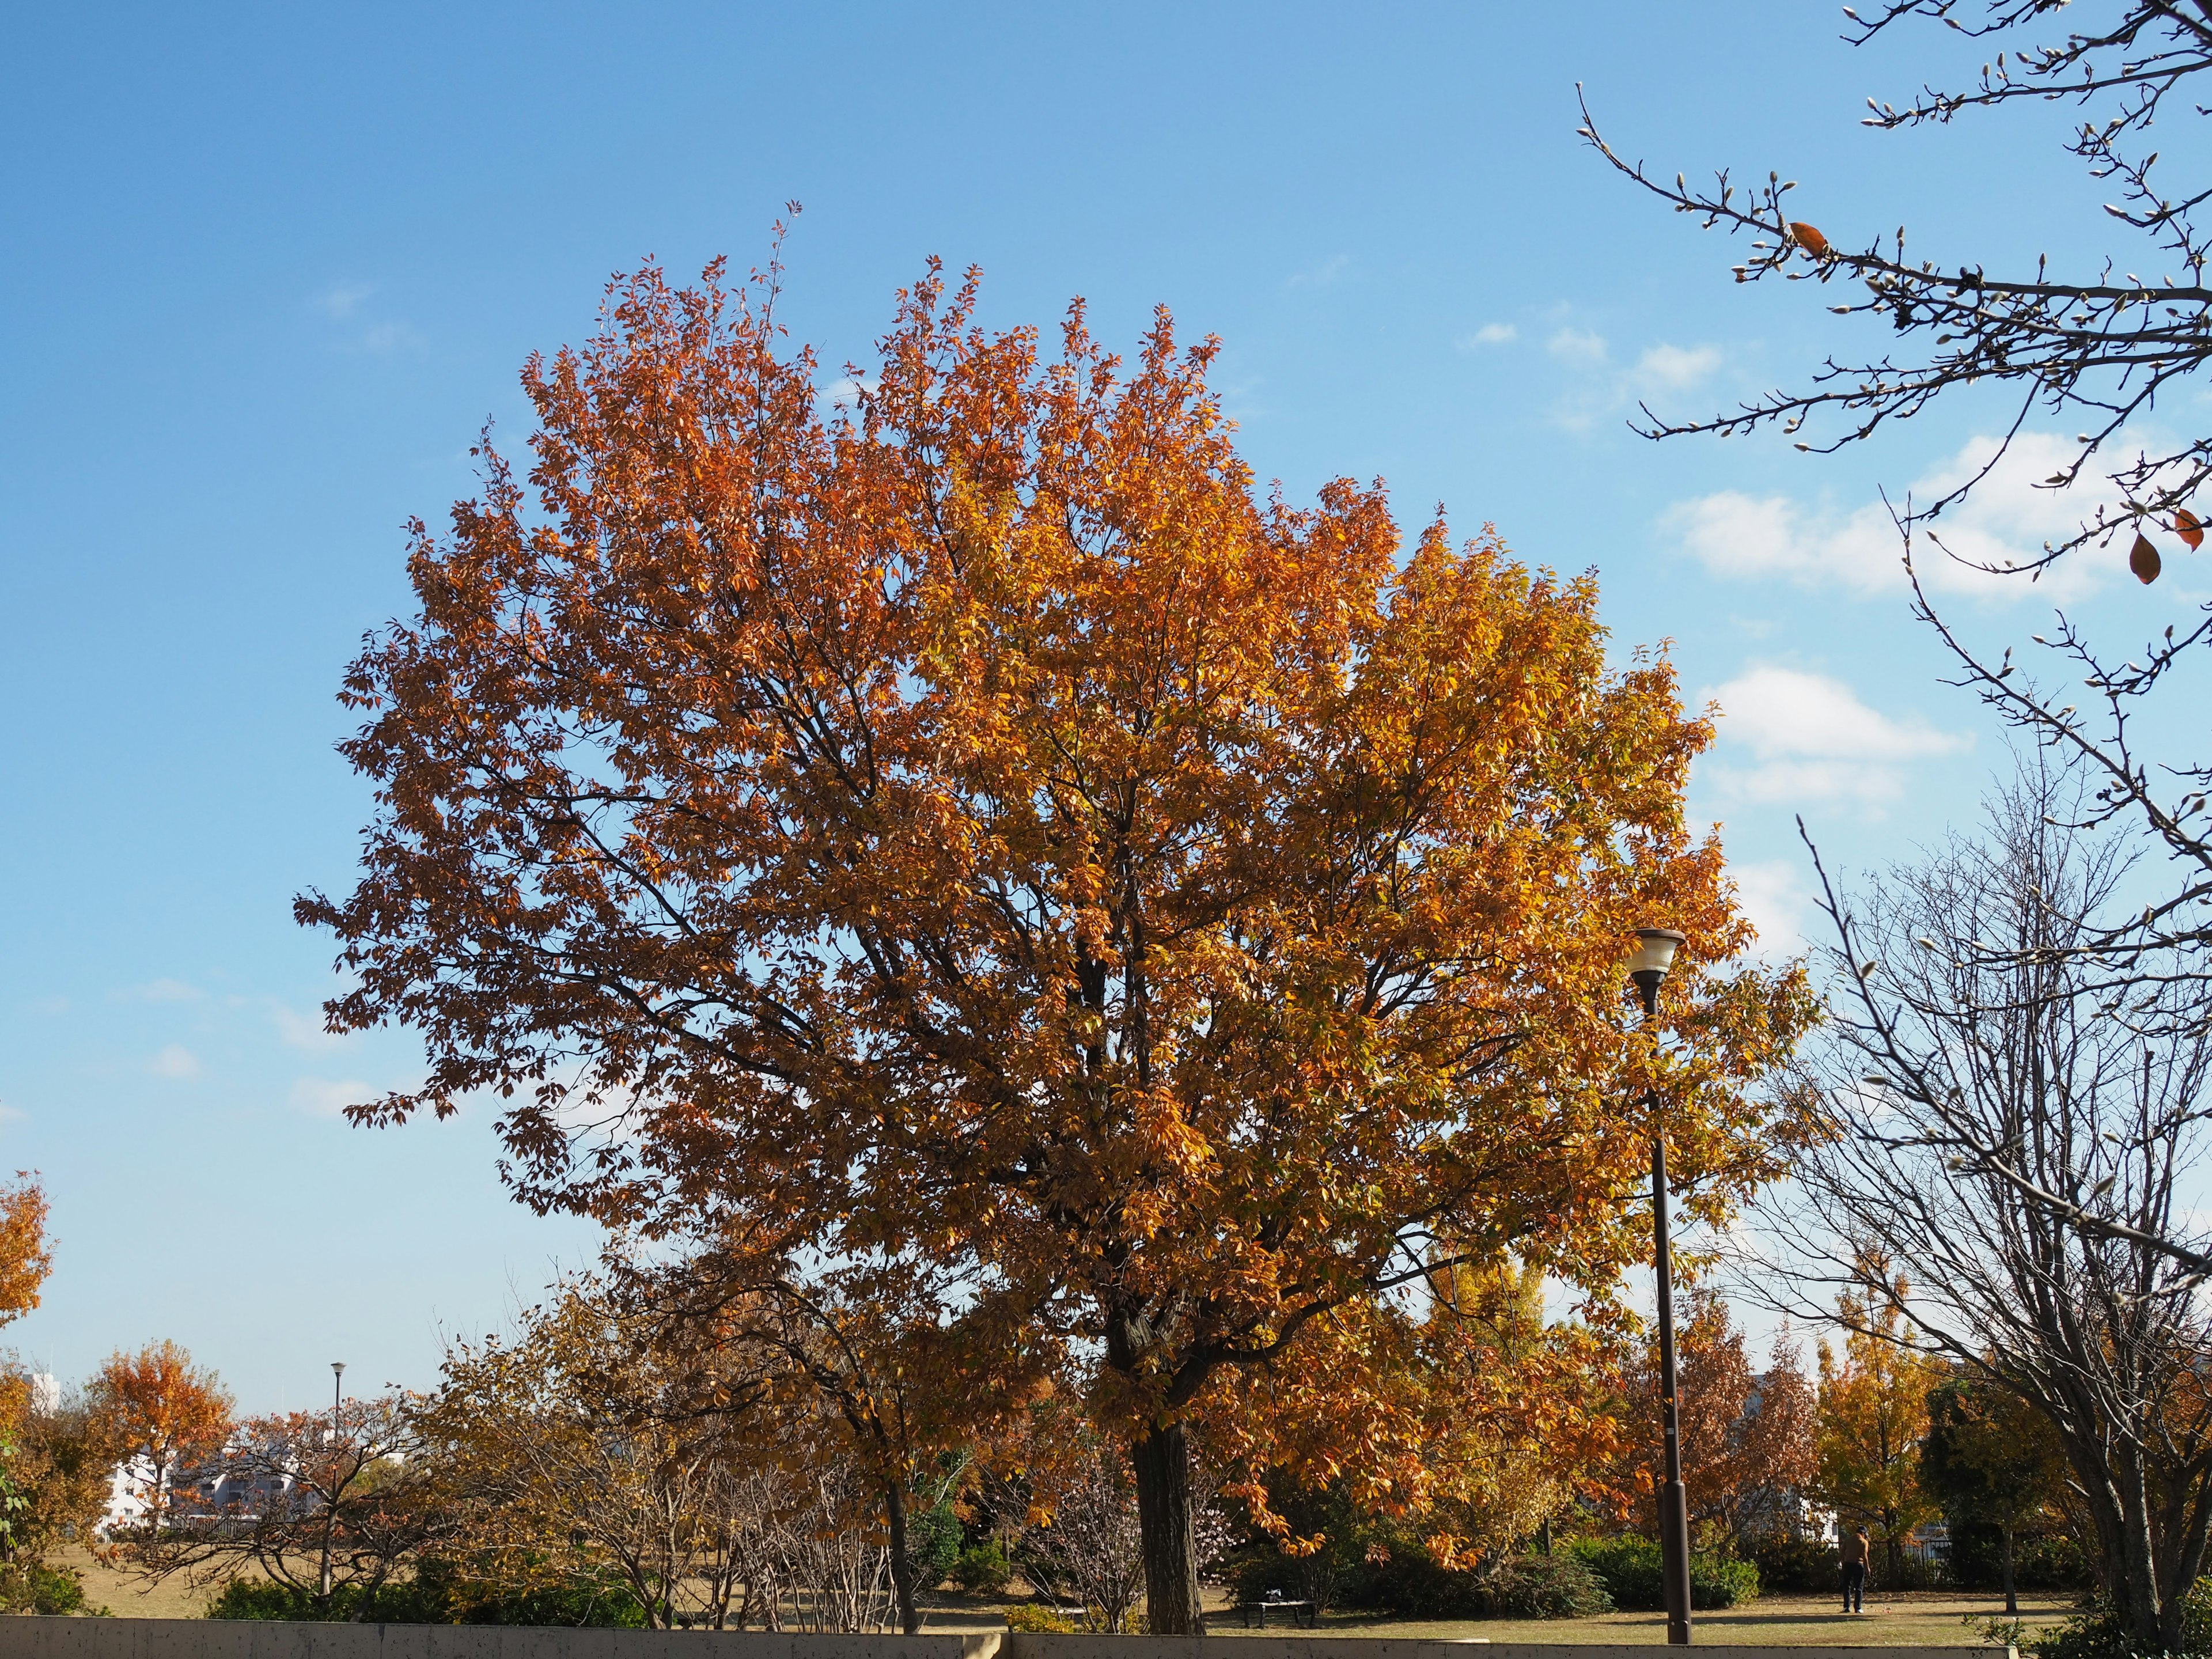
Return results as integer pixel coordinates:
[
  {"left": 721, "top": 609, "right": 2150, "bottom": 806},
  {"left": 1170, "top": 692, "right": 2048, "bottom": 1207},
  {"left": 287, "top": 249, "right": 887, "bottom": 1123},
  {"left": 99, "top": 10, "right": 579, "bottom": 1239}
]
[
  {"left": 59, "top": 1562, "right": 2071, "bottom": 1646},
  {"left": 908, "top": 1588, "right": 2074, "bottom": 1646}
]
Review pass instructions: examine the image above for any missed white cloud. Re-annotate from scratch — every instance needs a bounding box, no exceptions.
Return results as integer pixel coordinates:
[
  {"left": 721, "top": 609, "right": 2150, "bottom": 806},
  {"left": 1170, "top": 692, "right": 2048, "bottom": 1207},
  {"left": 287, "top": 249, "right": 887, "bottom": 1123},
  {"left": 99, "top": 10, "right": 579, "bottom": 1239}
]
[
  {"left": 1547, "top": 326, "right": 1608, "bottom": 366},
  {"left": 149, "top": 1044, "right": 201, "bottom": 1079},
  {"left": 269, "top": 1002, "right": 349, "bottom": 1052},
  {"left": 1665, "top": 432, "right": 2126, "bottom": 601},
  {"left": 1286, "top": 254, "right": 1351, "bottom": 290},
  {"left": 1637, "top": 343, "right": 1722, "bottom": 389},
  {"left": 359, "top": 321, "right": 425, "bottom": 355},
  {"left": 1702, "top": 664, "right": 1969, "bottom": 808},
  {"left": 1729, "top": 858, "right": 1815, "bottom": 955},
  {"left": 1539, "top": 323, "right": 1725, "bottom": 431},
  {"left": 819, "top": 372, "right": 878, "bottom": 413},
  {"left": 1462, "top": 322, "right": 1518, "bottom": 347},
  {"left": 127, "top": 978, "right": 200, "bottom": 1003},
  {"left": 290, "top": 1078, "right": 374, "bottom": 1118},
  {"left": 315, "top": 282, "right": 373, "bottom": 320}
]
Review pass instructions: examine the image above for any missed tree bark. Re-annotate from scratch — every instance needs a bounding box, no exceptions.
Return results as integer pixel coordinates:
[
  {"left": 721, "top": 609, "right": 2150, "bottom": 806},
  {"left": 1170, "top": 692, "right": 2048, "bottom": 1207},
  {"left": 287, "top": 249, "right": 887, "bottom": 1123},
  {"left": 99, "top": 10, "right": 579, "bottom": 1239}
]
[
  {"left": 1131, "top": 1421, "right": 1206, "bottom": 1635},
  {"left": 2001, "top": 1524, "right": 2016, "bottom": 1616},
  {"left": 885, "top": 1479, "right": 921, "bottom": 1634}
]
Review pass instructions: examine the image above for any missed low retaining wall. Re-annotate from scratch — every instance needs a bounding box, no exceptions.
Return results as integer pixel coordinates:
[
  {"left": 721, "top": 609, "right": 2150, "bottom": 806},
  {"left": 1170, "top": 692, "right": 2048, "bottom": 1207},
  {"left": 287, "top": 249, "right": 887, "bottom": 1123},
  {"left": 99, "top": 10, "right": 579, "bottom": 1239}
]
[{"left": 0, "top": 1624, "right": 2014, "bottom": 1659}]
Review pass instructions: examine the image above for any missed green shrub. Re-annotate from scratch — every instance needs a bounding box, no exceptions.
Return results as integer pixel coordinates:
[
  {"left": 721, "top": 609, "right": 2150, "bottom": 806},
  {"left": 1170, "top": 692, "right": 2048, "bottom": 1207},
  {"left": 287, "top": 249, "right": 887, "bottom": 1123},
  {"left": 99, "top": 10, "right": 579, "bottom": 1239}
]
[
  {"left": 952, "top": 1541, "right": 1013, "bottom": 1595},
  {"left": 1565, "top": 1535, "right": 1759, "bottom": 1611},
  {"left": 1694, "top": 1555, "right": 1761, "bottom": 1609},
  {"left": 1945, "top": 1522, "right": 2094, "bottom": 1593},
  {"left": 207, "top": 1564, "right": 647, "bottom": 1626},
  {"left": 2030, "top": 1583, "right": 2212, "bottom": 1659},
  {"left": 1478, "top": 1551, "right": 1614, "bottom": 1619},
  {"left": 906, "top": 1501, "right": 963, "bottom": 1589},
  {"left": 0, "top": 1563, "right": 95, "bottom": 1615},
  {"left": 1221, "top": 1479, "right": 1378, "bottom": 1616},
  {"left": 1748, "top": 1533, "right": 1834, "bottom": 1594}
]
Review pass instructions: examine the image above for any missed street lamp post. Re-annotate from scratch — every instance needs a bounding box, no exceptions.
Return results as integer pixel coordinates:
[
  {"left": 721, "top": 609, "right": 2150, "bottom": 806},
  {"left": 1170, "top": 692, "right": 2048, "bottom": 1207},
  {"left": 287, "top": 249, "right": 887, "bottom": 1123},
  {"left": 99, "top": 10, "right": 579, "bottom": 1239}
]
[
  {"left": 322, "top": 1362, "right": 345, "bottom": 1605},
  {"left": 1630, "top": 926, "right": 1694, "bottom": 1648}
]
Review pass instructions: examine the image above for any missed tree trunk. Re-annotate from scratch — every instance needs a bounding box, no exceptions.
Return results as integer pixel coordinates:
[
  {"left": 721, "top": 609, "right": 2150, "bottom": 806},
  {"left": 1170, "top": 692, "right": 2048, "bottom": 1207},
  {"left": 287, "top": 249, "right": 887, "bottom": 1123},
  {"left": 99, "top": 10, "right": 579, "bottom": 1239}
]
[
  {"left": 1131, "top": 1421, "right": 1206, "bottom": 1635},
  {"left": 2001, "top": 1524, "right": 2016, "bottom": 1617},
  {"left": 885, "top": 1479, "right": 921, "bottom": 1635}
]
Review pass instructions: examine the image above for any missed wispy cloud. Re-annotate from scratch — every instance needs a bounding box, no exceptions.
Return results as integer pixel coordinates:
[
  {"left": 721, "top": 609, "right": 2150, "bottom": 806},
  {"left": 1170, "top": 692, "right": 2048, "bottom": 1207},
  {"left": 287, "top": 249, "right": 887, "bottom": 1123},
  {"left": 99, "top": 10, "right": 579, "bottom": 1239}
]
[
  {"left": 124, "top": 978, "right": 200, "bottom": 1003},
  {"left": 1538, "top": 321, "right": 1726, "bottom": 431},
  {"left": 315, "top": 282, "right": 373, "bottom": 320},
  {"left": 1547, "top": 325, "right": 1608, "bottom": 368},
  {"left": 1459, "top": 322, "right": 1518, "bottom": 348},
  {"left": 359, "top": 321, "right": 425, "bottom": 356},
  {"left": 312, "top": 282, "right": 424, "bottom": 355},
  {"left": 290, "top": 1078, "right": 373, "bottom": 1118},
  {"left": 1637, "top": 343, "right": 1722, "bottom": 389},
  {"left": 1664, "top": 433, "right": 2127, "bottom": 602},
  {"left": 269, "top": 1002, "right": 347, "bottom": 1052},
  {"left": 1285, "top": 254, "right": 1351, "bottom": 290},
  {"left": 819, "top": 372, "right": 878, "bottom": 414},
  {"left": 1700, "top": 664, "right": 1969, "bottom": 810},
  {"left": 149, "top": 1044, "right": 201, "bottom": 1079}
]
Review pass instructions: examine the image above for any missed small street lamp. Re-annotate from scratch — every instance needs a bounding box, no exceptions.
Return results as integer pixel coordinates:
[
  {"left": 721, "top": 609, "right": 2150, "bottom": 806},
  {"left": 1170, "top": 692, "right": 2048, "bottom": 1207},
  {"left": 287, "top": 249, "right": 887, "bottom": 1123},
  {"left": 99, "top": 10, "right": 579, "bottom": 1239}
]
[
  {"left": 323, "top": 1362, "right": 346, "bottom": 1605},
  {"left": 1630, "top": 926, "right": 1694, "bottom": 1648}
]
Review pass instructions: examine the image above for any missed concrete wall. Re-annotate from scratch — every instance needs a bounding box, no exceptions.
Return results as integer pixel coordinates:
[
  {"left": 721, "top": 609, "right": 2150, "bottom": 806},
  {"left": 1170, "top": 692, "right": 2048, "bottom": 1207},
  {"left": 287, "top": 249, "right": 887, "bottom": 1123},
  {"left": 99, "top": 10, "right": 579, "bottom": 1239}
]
[{"left": 0, "top": 1626, "right": 2013, "bottom": 1659}]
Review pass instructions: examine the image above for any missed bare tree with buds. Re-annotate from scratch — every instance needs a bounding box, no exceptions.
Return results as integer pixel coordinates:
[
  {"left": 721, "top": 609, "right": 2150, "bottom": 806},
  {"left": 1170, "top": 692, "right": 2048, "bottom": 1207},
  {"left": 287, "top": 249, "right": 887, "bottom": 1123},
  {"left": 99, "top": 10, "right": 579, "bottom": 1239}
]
[
  {"left": 1752, "top": 757, "right": 2212, "bottom": 1652},
  {"left": 1586, "top": 1, "right": 2212, "bottom": 1271}
]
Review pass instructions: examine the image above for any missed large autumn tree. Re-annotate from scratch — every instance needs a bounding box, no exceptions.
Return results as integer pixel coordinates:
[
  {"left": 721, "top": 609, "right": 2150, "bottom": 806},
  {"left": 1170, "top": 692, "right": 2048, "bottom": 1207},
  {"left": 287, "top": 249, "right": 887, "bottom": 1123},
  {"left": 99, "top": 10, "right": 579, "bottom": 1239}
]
[{"left": 301, "top": 253, "right": 1814, "bottom": 1632}]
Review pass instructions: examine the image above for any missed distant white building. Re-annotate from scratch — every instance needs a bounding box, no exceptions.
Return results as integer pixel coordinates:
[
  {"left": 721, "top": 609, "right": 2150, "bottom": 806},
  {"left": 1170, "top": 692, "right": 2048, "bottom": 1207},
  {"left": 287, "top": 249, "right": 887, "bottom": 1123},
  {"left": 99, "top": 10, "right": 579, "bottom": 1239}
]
[
  {"left": 97, "top": 1453, "right": 300, "bottom": 1537},
  {"left": 28, "top": 1373, "right": 58, "bottom": 1415}
]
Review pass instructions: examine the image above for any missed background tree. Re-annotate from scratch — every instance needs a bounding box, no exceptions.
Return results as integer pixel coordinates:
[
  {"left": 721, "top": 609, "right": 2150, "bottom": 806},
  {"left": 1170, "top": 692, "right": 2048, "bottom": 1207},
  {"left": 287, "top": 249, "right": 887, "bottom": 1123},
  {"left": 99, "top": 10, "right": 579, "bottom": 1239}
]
[
  {"left": 0, "top": 1176, "right": 52, "bottom": 1328},
  {"left": 1759, "top": 757, "right": 2212, "bottom": 1652},
  {"left": 1815, "top": 1277, "right": 1946, "bottom": 1588},
  {"left": 1623, "top": 1293, "right": 1817, "bottom": 1551},
  {"left": 1922, "top": 1374, "right": 2072, "bottom": 1614},
  {"left": 0, "top": 1367, "right": 108, "bottom": 1614},
  {"left": 645, "top": 1243, "right": 1034, "bottom": 1633},
  {"left": 1024, "top": 1426, "right": 1149, "bottom": 1633},
  {"left": 424, "top": 1277, "right": 789, "bottom": 1630},
  {"left": 132, "top": 1392, "right": 453, "bottom": 1621},
  {"left": 300, "top": 252, "right": 1815, "bottom": 1633},
  {"left": 1586, "top": 2, "right": 2212, "bottom": 1275},
  {"left": 86, "top": 1340, "right": 231, "bottom": 1548}
]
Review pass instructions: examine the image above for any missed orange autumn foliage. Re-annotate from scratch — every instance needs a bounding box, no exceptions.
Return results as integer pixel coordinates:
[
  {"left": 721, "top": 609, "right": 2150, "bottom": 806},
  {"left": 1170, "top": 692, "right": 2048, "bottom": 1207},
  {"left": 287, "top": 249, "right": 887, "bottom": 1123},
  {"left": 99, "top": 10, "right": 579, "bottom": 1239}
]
[
  {"left": 301, "top": 254, "right": 1816, "bottom": 1629},
  {"left": 0, "top": 1173, "right": 53, "bottom": 1327},
  {"left": 88, "top": 1340, "right": 233, "bottom": 1536}
]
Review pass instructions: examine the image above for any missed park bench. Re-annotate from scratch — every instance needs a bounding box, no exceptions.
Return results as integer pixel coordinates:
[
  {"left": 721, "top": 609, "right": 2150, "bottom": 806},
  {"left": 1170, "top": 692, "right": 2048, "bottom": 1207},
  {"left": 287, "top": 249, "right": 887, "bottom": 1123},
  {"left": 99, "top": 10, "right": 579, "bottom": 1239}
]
[{"left": 1237, "top": 1594, "right": 1317, "bottom": 1628}]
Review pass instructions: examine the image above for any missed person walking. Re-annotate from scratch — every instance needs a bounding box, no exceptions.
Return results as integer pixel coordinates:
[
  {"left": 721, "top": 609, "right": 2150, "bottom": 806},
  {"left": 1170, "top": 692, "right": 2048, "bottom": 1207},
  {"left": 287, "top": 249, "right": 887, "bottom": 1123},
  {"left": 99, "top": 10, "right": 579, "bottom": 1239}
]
[{"left": 1839, "top": 1527, "right": 1869, "bottom": 1614}]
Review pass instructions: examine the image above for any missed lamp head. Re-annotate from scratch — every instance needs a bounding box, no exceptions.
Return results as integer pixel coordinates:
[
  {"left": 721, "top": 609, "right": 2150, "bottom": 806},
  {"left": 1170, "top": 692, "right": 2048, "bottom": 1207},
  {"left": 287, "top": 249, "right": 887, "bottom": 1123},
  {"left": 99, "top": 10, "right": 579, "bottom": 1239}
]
[
  {"left": 1628, "top": 927, "right": 1687, "bottom": 1013},
  {"left": 332, "top": 1361, "right": 345, "bottom": 1376}
]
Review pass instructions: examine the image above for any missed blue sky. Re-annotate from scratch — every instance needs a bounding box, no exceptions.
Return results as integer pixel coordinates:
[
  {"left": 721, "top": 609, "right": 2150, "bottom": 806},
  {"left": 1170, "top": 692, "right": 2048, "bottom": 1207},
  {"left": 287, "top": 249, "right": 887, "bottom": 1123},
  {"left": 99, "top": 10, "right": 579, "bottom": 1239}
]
[{"left": 4, "top": 2, "right": 2203, "bottom": 1410}]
